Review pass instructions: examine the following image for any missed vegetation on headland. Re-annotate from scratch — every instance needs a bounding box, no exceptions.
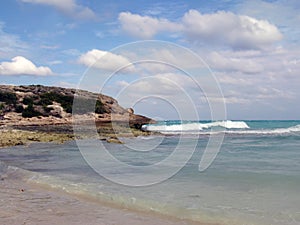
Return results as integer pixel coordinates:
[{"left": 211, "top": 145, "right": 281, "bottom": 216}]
[
  {"left": 0, "top": 91, "right": 17, "bottom": 105},
  {"left": 0, "top": 85, "right": 153, "bottom": 123},
  {"left": 0, "top": 89, "right": 107, "bottom": 117}
]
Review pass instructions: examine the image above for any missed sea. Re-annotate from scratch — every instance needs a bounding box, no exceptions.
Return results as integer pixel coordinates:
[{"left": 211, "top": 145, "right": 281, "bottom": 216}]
[{"left": 0, "top": 120, "right": 299, "bottom": 225}]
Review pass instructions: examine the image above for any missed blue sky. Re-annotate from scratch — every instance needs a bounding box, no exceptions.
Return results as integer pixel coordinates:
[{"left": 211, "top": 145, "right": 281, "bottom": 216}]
[{"left": 0, "top": 0, "right": 299, "bottom": 120}]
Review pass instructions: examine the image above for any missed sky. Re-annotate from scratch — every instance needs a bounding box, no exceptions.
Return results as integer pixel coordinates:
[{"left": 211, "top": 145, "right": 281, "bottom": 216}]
[{"left": 0, "top": 0, "right": 299, "bottom": 120}]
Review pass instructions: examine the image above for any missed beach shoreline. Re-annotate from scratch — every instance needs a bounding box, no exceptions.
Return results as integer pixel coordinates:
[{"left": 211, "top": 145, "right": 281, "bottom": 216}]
[{"left": 0, "top": 169, "right": 212, "bottom": 225}]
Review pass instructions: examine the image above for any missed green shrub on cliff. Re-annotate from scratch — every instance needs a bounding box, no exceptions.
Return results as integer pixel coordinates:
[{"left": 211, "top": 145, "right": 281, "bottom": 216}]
[
  {"left": 95, "top": 100, "right": 106, "bottom": 114},
  {"left": 72, "top": 98, "right": 106, "bottom": 114},
  {"left": 0, "top": 87, "right": 109, "bottom": 117},
  {"left": 39, "top": 92, "right": 73, "bottom": 113},
  {"left": 15, "top": 104, "right": 24, "bottom": 113},
  {"left": 0, "top": 91, "right": 17, "bottom": 105},
  {"left": 22, "top": 103, "right": 42, "bottom": 118},
  {"left": 22, "top": 97, "right": 34, "bottom": 105}
]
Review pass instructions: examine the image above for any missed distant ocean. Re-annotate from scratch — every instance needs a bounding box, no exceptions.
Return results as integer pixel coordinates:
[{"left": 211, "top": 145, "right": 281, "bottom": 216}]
[{"left": 1, "top": 120, "right": 299, "bottom": 225}]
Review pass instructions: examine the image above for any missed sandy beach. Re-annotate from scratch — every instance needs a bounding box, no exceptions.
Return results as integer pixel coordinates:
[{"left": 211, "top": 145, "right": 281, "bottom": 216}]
[{"left": 0, "top": 174, "right": 208, "bottom": 225}]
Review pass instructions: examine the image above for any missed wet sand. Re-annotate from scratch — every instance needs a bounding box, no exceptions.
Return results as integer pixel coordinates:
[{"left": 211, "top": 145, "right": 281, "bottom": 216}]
[{"left": 0, "top": 176, "right": 210, "bottom": 225}]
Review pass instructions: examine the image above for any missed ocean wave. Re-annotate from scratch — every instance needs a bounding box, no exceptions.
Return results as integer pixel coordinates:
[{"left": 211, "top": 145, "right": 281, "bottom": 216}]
[
  {"left": 142, "top": 122, "right": 300, "bottom": 136},
  {"left": 142, "top": 120, "right": 249, "bottom": 133},
  {"left": 226, "top": 124, "right": 300, "bottom": 135}
]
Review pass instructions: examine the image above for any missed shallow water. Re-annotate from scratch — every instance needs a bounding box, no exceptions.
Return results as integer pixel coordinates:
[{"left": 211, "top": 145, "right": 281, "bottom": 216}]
[{"left": 1, "top": 120, "right": 300, "bottom": 225}]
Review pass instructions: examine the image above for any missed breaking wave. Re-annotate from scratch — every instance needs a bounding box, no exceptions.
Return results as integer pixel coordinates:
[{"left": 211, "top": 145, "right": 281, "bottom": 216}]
[
  {"left": 142, "top": 121, "right": 300, "bottom": 136},
  {"left": 142, "top": 120, "right": 249, "bottom": 133},
  {"left": 227, "top": 124, "right": 300, "bottom": 135}
]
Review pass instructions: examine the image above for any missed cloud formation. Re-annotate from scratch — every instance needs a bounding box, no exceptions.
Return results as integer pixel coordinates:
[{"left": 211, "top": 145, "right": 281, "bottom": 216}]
[
  {"left": 208, "top": 46, "right": 300, "bottom": 112},
  {"left": 207, "top": 51, "right": 264, "bottom": 74},
  {"left": 78, "top": 49, "right": 134, "bottom": 72},
  {"left": 0, "top": 56, "right": 53, "bottom": 76},
  {"left": 119, "top": 10, "right": 283, "bottom": 49},
  {"left": 21, "top": 0, "right": 96, "bottom": 20},
  {"left": 239, "top": 0, "right": 300, "bottom": 43},
  {"left": 182, "top": 10, "right": 282, "bottom": 49},
  {"left": 118, "top": 12, "right": 179, "bottom": 39}
]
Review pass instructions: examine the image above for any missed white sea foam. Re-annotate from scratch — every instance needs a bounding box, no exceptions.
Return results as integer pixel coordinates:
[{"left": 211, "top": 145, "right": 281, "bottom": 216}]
[
  {"left": 227, "top": 124, "right": 300, "bottom": 135},
  {"left": 142, "top": 120, "right": 249, "bottom": 133},
  {"left": 143, "top": 121, "right": 300, "bottom": 136}
]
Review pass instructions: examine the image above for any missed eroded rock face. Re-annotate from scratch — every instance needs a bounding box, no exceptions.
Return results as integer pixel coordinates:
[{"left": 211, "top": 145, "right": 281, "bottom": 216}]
[
  {"left": 47, "top": 104, "right": 65, "bottom": 118},
  {"left": 127, "top": 108, "right": 134, "bottom": 114},
  {"left": 0, "top": 85, "right": 154, "bottom": 128}
]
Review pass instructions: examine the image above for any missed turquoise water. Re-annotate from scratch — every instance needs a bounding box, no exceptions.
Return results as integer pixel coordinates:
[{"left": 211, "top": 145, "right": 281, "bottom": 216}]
[{"left": 0, "top": 120, "right": 300, "bottom": 225}]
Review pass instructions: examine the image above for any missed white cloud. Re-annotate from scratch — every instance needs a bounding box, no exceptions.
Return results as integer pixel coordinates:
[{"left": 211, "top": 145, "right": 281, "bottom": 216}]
[
  {"left": 48, "top": 60, "right": 62, "bottom": 65},
  {"left": 197, "top": 43, "right": 300, "bottom": 117},
  {"left": 217, "top": 73, "right": 254, "bottom": 85},
  {"left": 105, "top": 72, "right": 198, "bottom": 100},
  {"left": 111, "top": 73, "right": 201, "bottom": 104},
  {"left": 112, "top": 47, "right": 207, "bottom": 75},
  {"left": 118, "top": 10, "right": 283, "bottom": 50},
  {"left": 62, "top": 48, "right": 81, "bottom": 56},
  {"left": 21, "top": 0, "right": 96, "bottom": 20},
  {"left": 118, "top": 12, "right": 180, "bottom": 39},
  {"left": 116, "top": 80, "right": 130, "bottom": 88},
  {"left": 78, "top": 44, "right": 208, "bottom": 77},
  {"left": 40, "top": 44, "right": 59, "bottom": 50},
  {"left": 78, "top": 49, "right": 134, "bottom": 72},
  {"left": 182, "top": 10, "right": 283, "bottom": 50},
  {"left": 106, "top": 73, "right": 207, "bottom": 120},
  {"left": 239, "top": 0, "right": 300, "bottom": 43},
  {"left": 207, "top": 51, "right": 264, "bottom": 74},
  {"left": 0, "top": 56, "right": 53, "bottom": 76}
]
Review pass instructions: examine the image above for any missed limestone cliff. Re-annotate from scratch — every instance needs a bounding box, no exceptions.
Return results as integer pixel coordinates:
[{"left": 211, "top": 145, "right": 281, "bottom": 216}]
[{"left": 0, "top": 85, "right": 154, "bottom": 128}]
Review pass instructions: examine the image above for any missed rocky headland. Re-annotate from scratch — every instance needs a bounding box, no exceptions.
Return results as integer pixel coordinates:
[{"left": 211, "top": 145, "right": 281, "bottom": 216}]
[{"left": 0, "top": 85, "right": 155, "bottom": 147}]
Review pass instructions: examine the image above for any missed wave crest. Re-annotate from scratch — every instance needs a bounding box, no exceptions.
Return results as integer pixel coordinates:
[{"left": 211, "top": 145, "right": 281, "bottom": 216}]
[
  {"left": 143, "top": 121, "right": 300, "bottom": 136},
  {"left": 227, "top": 124, "right": 300, "bottom": 135},
  {"left": 142, "top": 120, "right": 249, "bottom": 133}
]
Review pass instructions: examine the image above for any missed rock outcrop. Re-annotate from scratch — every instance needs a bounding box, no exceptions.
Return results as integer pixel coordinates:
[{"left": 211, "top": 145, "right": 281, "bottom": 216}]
[{"left": 0, "top": 85, "right": 154, "bottom": 128}]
